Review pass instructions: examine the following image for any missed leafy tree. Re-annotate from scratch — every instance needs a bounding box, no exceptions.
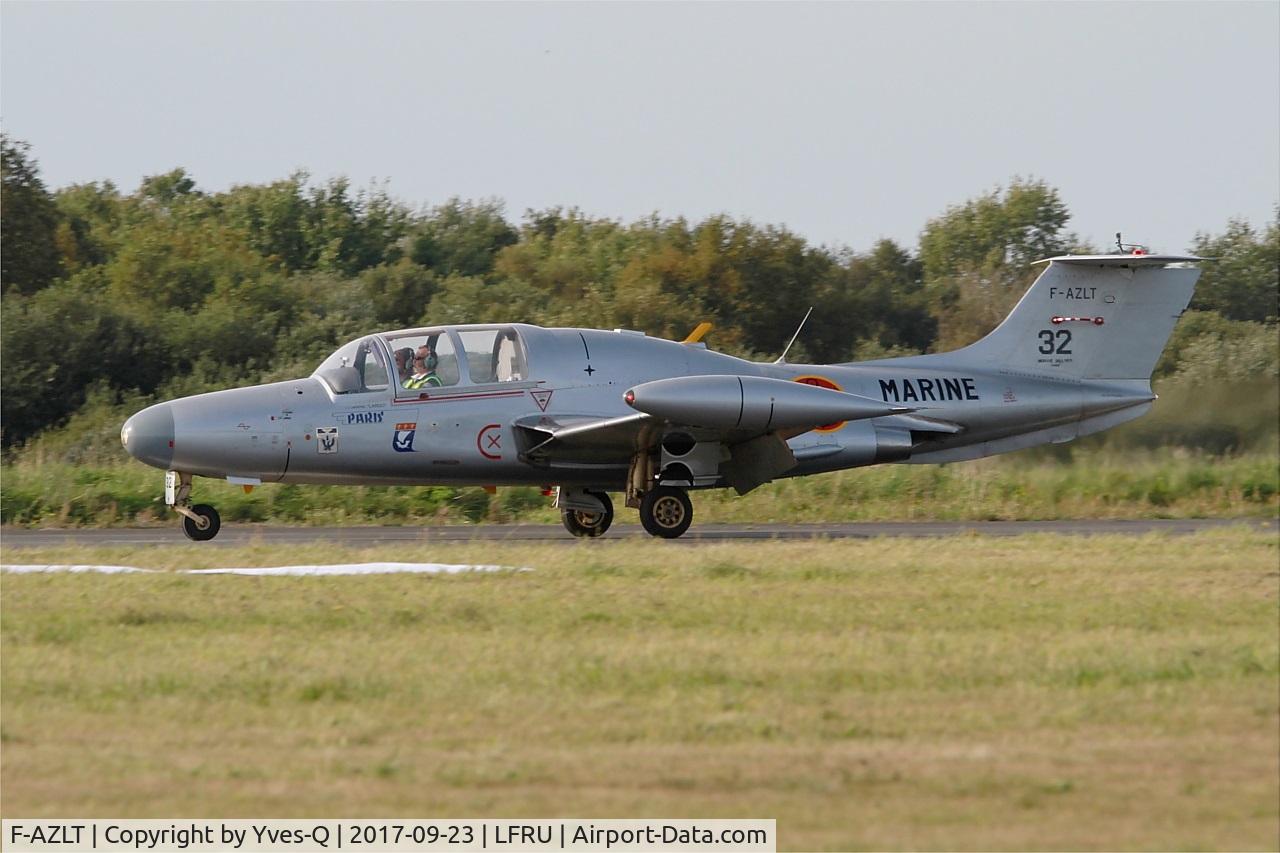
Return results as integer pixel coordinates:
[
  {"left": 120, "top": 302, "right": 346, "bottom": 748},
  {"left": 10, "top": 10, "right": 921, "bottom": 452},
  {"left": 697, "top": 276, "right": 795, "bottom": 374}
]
[
  {"left": 165, "top": 294, "right": 282, "bottom": 376},
  {"left": 270, "top": 271, "right": 379, "bottom": 372},
  {"left": 919, "top": 177, "right": 1071, "bottom": 281},
  {"left": 138, "top": 168, "right": 199, "bottom": 207},
  {"left": 1155, "top": 310, "right": 1278, "bottom": 380},
  {"left": 919, "top": 178, "right": 1075, "bottom": 349},
  {"left": 53, "top": 181, "right": 122, "bottom": 273},
  {"left": 610, "top": 251, "right": 716, "bottom": 344},
  {"left": 1, "top": 135, "right": 62, "bottom": 294},
  {"left": 1, "top": 276, "right": 167, "bottom": 446},
  {"left": 426, "top": 274, "right": 543, "bottom": 328},
  {"left": 493, "top": 209, "right": 635, "bottom": 325},
  {"left": 842, "top": 239, "right": 934, "bottom": 355},
  {"left": 221, "top": 174, "right": 312, "bottom": 271},
  {"left": 1189, "top": 214, "right": 1279, "bottom": 323},
  {"left": 360, "top": 259, "right": 438, "bottom": 327},
  {"left": 409, "top": 198, "right": 518, "bottom": 277},
  {"left": 302, "top": 178, "right": 409, "bottom": 276},
  {"left": 105, "top": 215, "right": 267, "bottom": 310},
  {"left": 660, "top": 217, "right": 834, "bottom": 357}
]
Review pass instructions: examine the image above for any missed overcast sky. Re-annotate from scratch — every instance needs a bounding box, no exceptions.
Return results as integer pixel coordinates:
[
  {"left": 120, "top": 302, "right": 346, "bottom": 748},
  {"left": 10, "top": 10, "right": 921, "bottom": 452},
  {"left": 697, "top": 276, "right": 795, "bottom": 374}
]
[{"left": 3, "top": 1, "right": 1277, "bottom": 255}]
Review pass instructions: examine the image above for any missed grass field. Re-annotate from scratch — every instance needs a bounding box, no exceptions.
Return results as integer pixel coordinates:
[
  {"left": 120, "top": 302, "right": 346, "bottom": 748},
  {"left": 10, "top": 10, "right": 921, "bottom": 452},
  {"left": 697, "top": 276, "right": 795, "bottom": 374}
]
[
  {"left": 2, "top": 530, "right": 1277, "bottom": 850},
  {"left": 2, "top": 449, "right": 1277, "bottom": 528}
]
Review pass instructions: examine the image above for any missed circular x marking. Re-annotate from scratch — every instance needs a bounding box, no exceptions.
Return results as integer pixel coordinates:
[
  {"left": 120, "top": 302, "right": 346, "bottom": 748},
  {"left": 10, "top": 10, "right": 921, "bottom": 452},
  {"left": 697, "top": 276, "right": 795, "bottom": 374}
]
[{"left": 477, "top": 423, "right": 503, "bottom": 460}]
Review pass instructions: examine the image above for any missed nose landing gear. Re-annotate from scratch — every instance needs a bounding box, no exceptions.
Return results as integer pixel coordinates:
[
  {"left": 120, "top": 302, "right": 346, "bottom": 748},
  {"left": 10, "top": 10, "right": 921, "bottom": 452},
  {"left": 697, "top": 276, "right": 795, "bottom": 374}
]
[
  {"left": 181, "top": 504, "right": 222, "bottom": 541},
  {"left": 166, "top": 470, "right": 222, "bottom": 541},
  {"left": 558, "top": 488, "right": 614, "bottom": 538},
  {"left": 561, "top": 494, "right": 614, "bottom": 538}
]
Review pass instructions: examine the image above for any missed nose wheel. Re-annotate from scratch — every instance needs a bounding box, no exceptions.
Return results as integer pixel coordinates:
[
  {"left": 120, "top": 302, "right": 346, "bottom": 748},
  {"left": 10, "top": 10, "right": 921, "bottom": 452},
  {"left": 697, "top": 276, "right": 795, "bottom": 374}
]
[
  {"left": 181, "top": 504, "right": 221, "bottom": 541},
  {"left": 561, "top": 490, "right": 614, "bottom": 538},
  {"left": 166, "top": 471, "right": 223, "bottom": 541},
  {"left": 639, "top": 486, "right": 693, "bottom": 539}
]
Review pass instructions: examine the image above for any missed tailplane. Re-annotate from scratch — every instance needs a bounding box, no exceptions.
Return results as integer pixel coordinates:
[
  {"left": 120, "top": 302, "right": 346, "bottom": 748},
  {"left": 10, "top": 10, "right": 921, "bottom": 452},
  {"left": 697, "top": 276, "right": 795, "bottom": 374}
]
[{"left": 951, "top": 253, "right": 1203, "bottom": 380}]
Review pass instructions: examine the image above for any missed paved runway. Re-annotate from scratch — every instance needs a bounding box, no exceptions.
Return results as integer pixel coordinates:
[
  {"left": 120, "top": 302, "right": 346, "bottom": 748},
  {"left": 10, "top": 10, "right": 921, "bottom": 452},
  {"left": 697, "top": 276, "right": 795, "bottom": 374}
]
[{"left": 1, "top": 518, "right": 1273, "bottom": 548}]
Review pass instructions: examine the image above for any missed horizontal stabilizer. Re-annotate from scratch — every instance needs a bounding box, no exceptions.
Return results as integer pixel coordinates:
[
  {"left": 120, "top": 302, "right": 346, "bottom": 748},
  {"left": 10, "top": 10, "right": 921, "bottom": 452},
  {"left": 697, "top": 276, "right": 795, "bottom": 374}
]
[{"left": 1033, "top": 254, "right": 1205, "bottom": 268}]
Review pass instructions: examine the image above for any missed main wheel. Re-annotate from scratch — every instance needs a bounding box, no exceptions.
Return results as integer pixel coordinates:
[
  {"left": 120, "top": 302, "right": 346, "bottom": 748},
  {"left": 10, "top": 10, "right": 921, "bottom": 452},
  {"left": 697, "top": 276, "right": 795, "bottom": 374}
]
[
  {"left": 561, "top": 491, "right": 613, "bottom": 538},
  {"left": 182, "top": 503, "right": 221, "bottom": 541},
  {"left": 639, "top": 486, "right": 693, "bottom": 539}
]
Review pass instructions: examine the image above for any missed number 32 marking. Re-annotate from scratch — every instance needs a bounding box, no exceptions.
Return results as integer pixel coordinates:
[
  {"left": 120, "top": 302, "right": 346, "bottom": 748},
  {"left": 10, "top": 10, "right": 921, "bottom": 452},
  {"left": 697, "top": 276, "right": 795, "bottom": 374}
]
[{"left": 1038, "top": 329, "right": 1072, "bottom": 355}]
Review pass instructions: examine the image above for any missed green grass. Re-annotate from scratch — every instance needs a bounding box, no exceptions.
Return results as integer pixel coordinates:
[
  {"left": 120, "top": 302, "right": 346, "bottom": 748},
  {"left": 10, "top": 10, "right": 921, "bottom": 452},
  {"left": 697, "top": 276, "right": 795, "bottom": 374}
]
[
  {"left": 2, "top": 530, "right": 1277, "bottom": 850},
  {"left": 2, "top": 449, "right": 1277, "bottom": 528}
]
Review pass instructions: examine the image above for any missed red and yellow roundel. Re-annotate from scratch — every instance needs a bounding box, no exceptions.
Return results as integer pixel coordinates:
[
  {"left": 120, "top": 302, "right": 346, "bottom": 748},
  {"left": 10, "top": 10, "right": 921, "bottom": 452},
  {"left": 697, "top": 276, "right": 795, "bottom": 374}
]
[{"left": 793, "top": 375, "right": 845, "bottom": 432}]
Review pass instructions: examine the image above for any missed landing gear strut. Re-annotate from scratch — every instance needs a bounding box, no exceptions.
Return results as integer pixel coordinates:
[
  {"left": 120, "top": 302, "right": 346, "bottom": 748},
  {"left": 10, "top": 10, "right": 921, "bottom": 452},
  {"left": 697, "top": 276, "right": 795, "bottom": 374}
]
[
  {"left": 560, "top": 490, "right": 614, "bottom": 538},
  {"left": 166, "top": 470, "right": 222, "bottom": 541},
  {"left": 639, "top": 485, "right": 693, "bottom": 539}
]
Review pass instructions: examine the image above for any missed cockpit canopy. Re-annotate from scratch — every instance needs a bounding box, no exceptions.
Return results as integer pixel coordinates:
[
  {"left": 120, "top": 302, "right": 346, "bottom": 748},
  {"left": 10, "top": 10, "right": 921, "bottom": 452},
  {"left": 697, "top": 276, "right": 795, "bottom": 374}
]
[{"left": 313, "top": 326, "right": 529, "bottom": 396}]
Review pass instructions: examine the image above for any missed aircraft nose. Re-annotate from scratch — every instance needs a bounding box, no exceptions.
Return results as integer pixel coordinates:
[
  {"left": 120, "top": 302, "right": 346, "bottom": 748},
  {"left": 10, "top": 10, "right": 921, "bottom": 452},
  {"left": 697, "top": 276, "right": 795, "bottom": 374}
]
[{"left": 120, "top": 403, "right": 175, "bottom": 470}]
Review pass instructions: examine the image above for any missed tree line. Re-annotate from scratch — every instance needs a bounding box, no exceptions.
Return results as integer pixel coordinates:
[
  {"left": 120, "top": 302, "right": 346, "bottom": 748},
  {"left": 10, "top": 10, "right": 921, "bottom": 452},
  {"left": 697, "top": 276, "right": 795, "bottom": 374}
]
[{"left": 2, "top": 134, "right": 1276, "bottom": 450}]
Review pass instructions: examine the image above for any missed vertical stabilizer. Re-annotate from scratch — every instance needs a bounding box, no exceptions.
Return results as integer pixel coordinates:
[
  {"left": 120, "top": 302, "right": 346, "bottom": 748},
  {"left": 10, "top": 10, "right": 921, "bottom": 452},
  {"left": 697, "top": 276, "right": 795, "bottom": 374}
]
[{"left": 951, "top": 254, "right": 1203, "bottom": 381}]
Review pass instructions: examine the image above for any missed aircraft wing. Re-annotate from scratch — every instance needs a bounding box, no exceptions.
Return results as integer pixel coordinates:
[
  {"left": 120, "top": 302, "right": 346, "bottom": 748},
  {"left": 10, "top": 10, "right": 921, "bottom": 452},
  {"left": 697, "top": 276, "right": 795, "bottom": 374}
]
[{"left": 514, "top": 375, "right": 934, "bottom": 492}]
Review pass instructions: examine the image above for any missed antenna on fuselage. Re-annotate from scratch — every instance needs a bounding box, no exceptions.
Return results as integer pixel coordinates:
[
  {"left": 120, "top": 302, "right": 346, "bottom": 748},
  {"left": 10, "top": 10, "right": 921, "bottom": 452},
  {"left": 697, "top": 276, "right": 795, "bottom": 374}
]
[
  {"left": 774, "top": 306, "right": 814, "bottom": 364},
  {"left": 1115, "top": 232, "right": 1150, "bottom": 255}
]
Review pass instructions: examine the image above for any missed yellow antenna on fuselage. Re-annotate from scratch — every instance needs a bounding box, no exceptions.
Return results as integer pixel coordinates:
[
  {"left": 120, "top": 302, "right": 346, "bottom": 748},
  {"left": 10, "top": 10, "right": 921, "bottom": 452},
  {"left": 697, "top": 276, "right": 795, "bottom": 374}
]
[{"left": 681, "top": 322, "right": 713, "bottom": 344}]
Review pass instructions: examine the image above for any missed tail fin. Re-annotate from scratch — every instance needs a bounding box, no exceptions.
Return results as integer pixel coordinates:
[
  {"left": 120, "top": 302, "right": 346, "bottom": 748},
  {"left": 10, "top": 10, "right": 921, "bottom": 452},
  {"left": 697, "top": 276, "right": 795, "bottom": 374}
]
[{"left": 954, "top": 254, "right": 1203, "bottom": 380}]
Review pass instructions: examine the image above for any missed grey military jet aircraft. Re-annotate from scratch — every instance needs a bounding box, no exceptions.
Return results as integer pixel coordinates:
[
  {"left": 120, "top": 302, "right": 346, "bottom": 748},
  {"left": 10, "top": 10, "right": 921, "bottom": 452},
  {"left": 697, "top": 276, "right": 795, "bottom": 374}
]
[{"left": 120, "top": 251, "right": 1202, "bottom": 540}]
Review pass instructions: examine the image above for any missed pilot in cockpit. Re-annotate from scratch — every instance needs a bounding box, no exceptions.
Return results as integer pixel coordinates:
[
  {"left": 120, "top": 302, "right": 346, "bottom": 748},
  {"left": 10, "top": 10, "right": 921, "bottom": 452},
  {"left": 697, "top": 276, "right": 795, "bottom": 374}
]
[
  {"left": 404, "top": 345, "right": 442, "bottom": 389},
  {"left": 394, "top": 347, "right": 414, "bottom": 383}
]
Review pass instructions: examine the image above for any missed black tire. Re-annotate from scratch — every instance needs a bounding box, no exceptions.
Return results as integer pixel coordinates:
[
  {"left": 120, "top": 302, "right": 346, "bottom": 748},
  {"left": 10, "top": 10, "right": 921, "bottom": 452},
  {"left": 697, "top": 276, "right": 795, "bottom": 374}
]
[
  {"left": 561, "top": 491, "right": 613, "bottom": 538},
  {"left": 639, "top": 486, "right": 693, "bottom": 539},
  {"left": 182, "top": 503, "right": 221, "bottom": 541}
]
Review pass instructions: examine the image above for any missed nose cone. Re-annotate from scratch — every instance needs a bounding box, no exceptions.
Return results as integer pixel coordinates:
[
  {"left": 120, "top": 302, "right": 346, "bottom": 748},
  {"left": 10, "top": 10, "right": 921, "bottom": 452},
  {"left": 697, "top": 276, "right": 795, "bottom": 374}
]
[{"left": 120, "top": 403, "right": 175, "bottom": 470}]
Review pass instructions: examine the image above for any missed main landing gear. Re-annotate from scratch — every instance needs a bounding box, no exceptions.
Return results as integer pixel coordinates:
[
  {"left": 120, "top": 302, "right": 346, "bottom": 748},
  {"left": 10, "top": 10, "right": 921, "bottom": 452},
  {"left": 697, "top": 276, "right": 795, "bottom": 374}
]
[
  {"left": 558, "top": 486, "right": 693, "bottom": 540},
  {"left": 556, "top": 450, "right": 698, "bottom": 540},
  {"left": 639, "top": 486, "right": 693, "bottom": 539},
  {"left": 166, "top": 470, "right": 222, "bottom": 541},
  {"left": 625, "top": 448, "right": 695, "bottom": 539}
]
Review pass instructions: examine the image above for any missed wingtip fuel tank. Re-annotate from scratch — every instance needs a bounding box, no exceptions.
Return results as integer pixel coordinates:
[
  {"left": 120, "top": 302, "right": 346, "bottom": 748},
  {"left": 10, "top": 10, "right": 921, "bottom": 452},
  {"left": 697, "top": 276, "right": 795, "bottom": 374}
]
[{"left": 623, "top": 374, "right": 912, "bottom": 433}]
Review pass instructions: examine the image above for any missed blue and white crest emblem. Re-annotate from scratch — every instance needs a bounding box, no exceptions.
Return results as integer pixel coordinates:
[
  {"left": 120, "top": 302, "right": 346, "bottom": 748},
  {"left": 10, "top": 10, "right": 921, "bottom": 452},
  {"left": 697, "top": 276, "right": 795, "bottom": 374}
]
[{"left": 393, "top": 422, "right": 417, "bottom": 453}]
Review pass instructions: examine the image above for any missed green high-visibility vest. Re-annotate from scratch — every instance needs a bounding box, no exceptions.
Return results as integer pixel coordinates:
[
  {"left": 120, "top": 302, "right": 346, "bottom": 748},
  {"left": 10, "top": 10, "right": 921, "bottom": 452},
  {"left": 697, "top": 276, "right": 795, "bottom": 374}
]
[{"left": 405, "top": 373, "right": 442, "bottom": 389}]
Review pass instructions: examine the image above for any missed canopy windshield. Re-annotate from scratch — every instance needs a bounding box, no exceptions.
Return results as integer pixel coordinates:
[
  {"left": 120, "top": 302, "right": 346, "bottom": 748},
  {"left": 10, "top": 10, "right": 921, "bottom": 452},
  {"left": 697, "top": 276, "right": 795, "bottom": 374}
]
[
  {"left": 383, "top": 326, "right": 527, "bottom": 395},
  {"left": 313, "top": 336, "right": 390, "bottom": 395},
  {"left": 314, "top": 327, "right": 529, "bottom": 396}
]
